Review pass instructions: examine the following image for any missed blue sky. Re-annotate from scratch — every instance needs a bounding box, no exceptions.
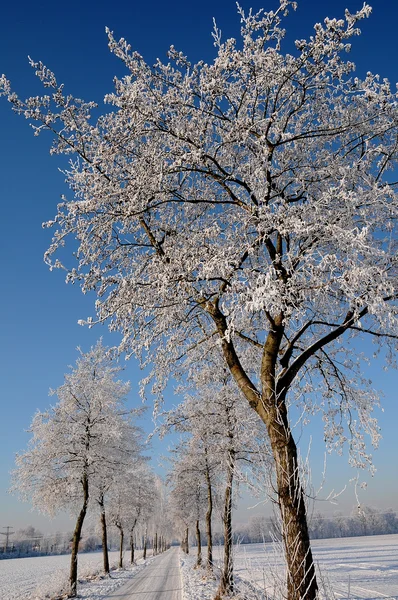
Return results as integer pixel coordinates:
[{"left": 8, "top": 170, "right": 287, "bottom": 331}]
[{"left": 0, "top": 0, "right": 397, "bottom": 533}]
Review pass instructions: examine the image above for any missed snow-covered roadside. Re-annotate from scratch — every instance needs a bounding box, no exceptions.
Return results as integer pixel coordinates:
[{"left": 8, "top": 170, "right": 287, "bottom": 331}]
[
  {"left": 36, "top": 555, "right": 155, "bottom": 600},
  {"left": 0, "top": 551, "right": 154, "bottom": 600},
  {"left": 179, "top": 552, "right": 218, "bottom": 600}
]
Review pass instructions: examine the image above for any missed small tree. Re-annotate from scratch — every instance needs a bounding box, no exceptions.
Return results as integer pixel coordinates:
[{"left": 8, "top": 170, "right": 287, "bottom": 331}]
[{"left": 12, "top": 341, "right": 131, "bottom": 598}]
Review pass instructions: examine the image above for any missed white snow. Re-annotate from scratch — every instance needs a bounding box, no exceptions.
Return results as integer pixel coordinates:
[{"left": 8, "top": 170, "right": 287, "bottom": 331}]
[
  {"left": 180, "top": 535, "right": 398, "bottom": 599},
  {"left": 2, "top": 536, "right": 398, "bottom": 599},
  {"left": 180, "top": 552, "right": 218, "bottom": 600},
  {"left": 213, "top": 534, "right": 398, "bottom": 599},
  {"left": 0, "top": 550, "right": 151, "bottom": 599}
]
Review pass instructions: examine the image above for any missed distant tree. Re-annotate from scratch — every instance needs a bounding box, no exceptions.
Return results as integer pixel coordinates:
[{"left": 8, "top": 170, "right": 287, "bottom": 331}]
[
  {"left": 164, "top": 362, "right": 269, "bottom": 596},
  {"left": 3, "top": 3, "right": 398, "bottom": 598},
  {"left": 11, "top": 341, "right": 133, "bottom": 598},
  {"left": 92, "top": 416, "right": 147, "bottom": 574},
  {"left": 125, "top": 465, "right": 156, "bottom": 564},
  {"left": 168, "top": 441, "right": 208, "bottom": 568},
  {"left": 107, "top": 462, "right": 156, "bottom": 568}
]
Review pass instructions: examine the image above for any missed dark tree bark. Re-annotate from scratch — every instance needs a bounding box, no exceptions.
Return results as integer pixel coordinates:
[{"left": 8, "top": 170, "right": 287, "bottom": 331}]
[
  {"left": 143, "top": 524, "right": 148, "bottom": 560},
  {"left": 154, "top": 531, "right": 158, "bottom": 556},
  {"left": 130, "top": 533, "right": 135, "bottom": 564},
  {"left": 217, "top": 450, "right": 235, "bottom": 597},
  {"left": 214, "top": 308, "right": 319, "bottom": 600},
  {"left": 98, "top": 493, "right": 110, "bottom": 575},
  {"left": 204, "top": 447, "right": 213, "bottom": 570},
  {"left": 130, "top": 517, "right": 138, "bottom": 564},
  {"left": 266, "top": 394, "right": 317, "bottom": 600},
  {"left": 195, "top": 519, "right": 202, "bottom": 568},
  {"left": 184, "top": 527, "right": 189, "bottom": 554},
  {"left": 69, "top": 473, "right": 89, "bottom": 598},
  {"left": 116, "top": 524, "right": 124, "bottom": 569}
]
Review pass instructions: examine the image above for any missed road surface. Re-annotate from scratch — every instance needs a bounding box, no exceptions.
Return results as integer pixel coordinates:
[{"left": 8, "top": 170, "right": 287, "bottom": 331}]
[{"left": 104, "top": 548, "right": 182, "bottom": 600}]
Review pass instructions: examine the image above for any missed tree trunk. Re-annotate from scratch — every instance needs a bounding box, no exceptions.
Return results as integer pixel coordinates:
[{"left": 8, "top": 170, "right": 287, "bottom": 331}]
[
  {"left": 143, "top": 524, "right": 147, "bottom": 560},
  {"left": 218, "top": 315, "right": 319, "bottom": 600},
  {"left": 117, "top": 524, "right": 124, "bottom": 569},
  {"left": 154, "top": 531, "right": 157, "bottom": 556},
  {"left": 204, "top": 449, "right": 213, "bottom": 569},
  {"left": 195, "top": 519, "right": 202, "bottom": 568},
  {"left": 130, "top": 532, "right": 135, "bottom": 564},
  {"left": 98, "top": 494, "right": 110, "bottom": 575},
  {"left": 184, "top": 527, "right": 189, "bottom": 554},
  {"left": 266, "top": 394, "right": 318, "bottom": 600},
  {"left": 69, "top": 473, "right": 89, "bottom": 598},
  {"left": 130, "top": 518, "right": 138, "bottom": 564},
  {"left": 217, "top": 451, "right": 234, "bottom": 597}
]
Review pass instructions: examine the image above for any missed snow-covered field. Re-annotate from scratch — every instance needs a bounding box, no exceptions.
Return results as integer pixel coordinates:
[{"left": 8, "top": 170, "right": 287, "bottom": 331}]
[
  {"left": 0, "top": 550, "right": 147, "bottom": 600},
  {"left": 2, "top": 535, "right": 398, "bottom": 599},
  {"left": 212, "top": 534, "right": 398, "bottom": 599}
]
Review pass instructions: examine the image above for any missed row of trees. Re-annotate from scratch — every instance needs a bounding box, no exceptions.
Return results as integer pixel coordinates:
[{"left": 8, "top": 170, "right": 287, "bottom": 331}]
[
  {"left": 12, "top": 342, "right": 170, "bottom": 597},
  {"left": 2, "top": 1, "right": 398, "bottom": 598},
  {"left": 231, "top": 507, "right": 398, "bottom": 544},
  {"left": 165, "top": 360, "right": 271, "bottom": 597}
]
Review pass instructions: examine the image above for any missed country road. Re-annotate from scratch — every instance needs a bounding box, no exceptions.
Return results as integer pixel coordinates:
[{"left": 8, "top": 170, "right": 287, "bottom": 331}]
[{"left": 104, "top": 548, "right": 182, "bottom": 600}]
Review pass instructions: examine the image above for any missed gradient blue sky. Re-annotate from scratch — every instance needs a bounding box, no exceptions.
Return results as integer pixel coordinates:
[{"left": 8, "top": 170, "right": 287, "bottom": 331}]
[{"left": 0, "top": 0, "right": 397, "bottom": 533}]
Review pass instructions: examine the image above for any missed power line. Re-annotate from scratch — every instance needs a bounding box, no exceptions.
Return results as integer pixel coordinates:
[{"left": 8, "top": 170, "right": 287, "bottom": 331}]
[{"left": 0, "top": 526, "right": 15, "bottom": 552}]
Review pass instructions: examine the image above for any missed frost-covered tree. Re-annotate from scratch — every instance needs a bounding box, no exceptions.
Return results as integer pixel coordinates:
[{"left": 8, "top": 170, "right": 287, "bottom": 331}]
[
  {"left": 168, "top": 440, "right": 208, "bottom": 568},
  {"left": 12, "top": 341, "right": 132, "bottom": 597},
  {"left": 3, "top": 3, "right": 398, "bottom": 597},
  {"left": 162, "top": 399, "right": 221, "bottom": 571},
  {"left": 93, "top": 421, "right": 147, "bottom": 574},
  {"left": 164, "top": 362, "right": 269, "bottom": 596},
  {"left": 124, "top": 464, "right": 156, "bottom": 564}
]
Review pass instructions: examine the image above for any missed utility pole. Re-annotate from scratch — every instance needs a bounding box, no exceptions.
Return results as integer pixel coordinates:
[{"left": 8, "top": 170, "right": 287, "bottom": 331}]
[{"left": 0, "top": 526, "right": 15, "bottom": 553}]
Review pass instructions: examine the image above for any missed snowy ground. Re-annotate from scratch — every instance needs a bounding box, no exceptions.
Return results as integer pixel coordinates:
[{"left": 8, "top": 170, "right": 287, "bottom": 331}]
[
  {"left": 2, "top": 535, "right": 398, "bottom": 599},
  {"left": 181, "top": 534, "right": 398, "bottom": 599},
  {"left": 0, "top": 550, "right": 151, "bottom": 599},
  {"left": 216, "top": 534, "right": 398, "bottom": 599}
]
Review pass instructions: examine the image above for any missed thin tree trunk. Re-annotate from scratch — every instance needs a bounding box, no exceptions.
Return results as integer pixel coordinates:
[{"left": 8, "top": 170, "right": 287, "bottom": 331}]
[
  {"left": 185, "top": 527, "right": 189, "bottom": 554},
  {"left": 117, "top": 524, "right": 124, "bottom": 569},
  {"left": 154, "top": 531, "right": 157, "bottom": 556},
  {"left": 130, "top": 532, "right": 135, "bottom": 564},
  {"left": 98, "top": 493, "right": 110, "bottom": 575},
  {"left": 195, "top": 519, "right": 202, "bottom": 568},
  {"left": 130, "top": 517, "right": 138, "bottom": 564},
  {"left": 143, "top": 524, "right": 147, "bottom": 560},
  {"left": 69, "top": 473, "right": 89, "bottom": 598},
  {"left": 204, "top": 448, "right": 213, "bottom": 569},
  {"left": 217, "top": 450, "right": 235, "bottom": 597}
]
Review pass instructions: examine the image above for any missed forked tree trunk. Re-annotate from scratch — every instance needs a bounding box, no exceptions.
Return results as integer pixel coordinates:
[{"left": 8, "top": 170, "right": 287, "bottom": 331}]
[
  {"left": 98, "top": 494, "right": 110, "bottom": 575},
  {"left": 69, "top": 473, "right": 89, "bottom": 598},
  {"left": 218, "top": 315, "right": 319, "bottom": 600},
  {"left": 195, "top": 520, "right": 202, "bottom": 568},
  {"left": 217, "top": 450, "right": 235, "bottom": 597},
  {"left": 204, "top": 449, "right": 213, "bottom": 569}
]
